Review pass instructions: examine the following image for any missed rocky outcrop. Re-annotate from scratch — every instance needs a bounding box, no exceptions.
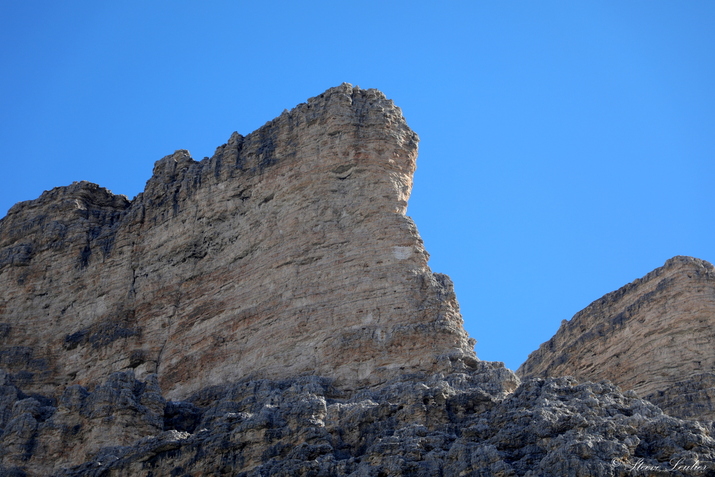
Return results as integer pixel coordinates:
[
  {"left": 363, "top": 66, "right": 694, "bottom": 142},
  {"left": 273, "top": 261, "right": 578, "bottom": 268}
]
[
  {"left": 0, "top": 369, "right": 165, "bottom": 475},
  {"left": 518, "top": 256, "right": 715, "bottom": 421},
  {"left": 0, "top": 84, "right": 477, "bottom": 403},
  {"left": 2, "top": 368, "right": 714, "bottom": 476},
  {"left": 3, "top": 85, "right": 715, "bottom": 476}
]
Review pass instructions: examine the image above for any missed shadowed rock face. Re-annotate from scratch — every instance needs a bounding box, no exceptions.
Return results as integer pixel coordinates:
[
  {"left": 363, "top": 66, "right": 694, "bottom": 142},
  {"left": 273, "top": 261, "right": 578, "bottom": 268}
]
[
  {"left": 0, "top": 84, "right": 477, "bottom": 402},
  {"left": 518, "top": 256, "right": 715, "bottom": 421},
  {"left": 3, "top": 369, "right": 715, "bottom": 476},
  {"left": 2, "top": 86, "right": 715, "bottom": 476}
]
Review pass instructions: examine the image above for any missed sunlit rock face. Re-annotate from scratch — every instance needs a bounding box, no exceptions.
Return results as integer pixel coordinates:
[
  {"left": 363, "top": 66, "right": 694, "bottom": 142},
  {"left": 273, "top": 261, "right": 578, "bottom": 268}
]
[
  {"left": 0, "top": 83, "right": 478, "bottom": 403},
  {"left": 519, "top": 256, "right": 715, "bottom": 421},
  {"left": 2, "top": 86, "right": 714, "bottom": 476}
]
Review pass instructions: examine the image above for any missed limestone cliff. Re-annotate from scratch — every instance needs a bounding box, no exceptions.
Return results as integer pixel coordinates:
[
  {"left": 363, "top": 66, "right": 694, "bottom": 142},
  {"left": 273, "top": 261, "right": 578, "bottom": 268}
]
[
  {"left": 0, "top": 84, "right": 476, "bottom": 402},
  {"left": 2, "top": 86, "right": 715, "bottom": 476},
  {"left": 518, "top": 256, "right": 715, "bottom": 421}
]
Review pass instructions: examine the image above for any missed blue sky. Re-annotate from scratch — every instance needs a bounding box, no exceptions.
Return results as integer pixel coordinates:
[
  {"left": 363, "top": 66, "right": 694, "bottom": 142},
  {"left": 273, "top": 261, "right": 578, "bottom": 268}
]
[{"left": 2, "top": 2, "right": 713, "bottom": 371}]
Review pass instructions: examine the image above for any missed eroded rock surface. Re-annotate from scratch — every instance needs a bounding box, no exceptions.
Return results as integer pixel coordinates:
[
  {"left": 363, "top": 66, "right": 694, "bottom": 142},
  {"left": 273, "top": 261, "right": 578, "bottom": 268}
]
[
  {"left": 3, "top": 369, "right": 714, "bottom": 476},
  {"left": 519, "top": 256, "right": 715, "bottom": 421},
  {"left": 0, "top": 369, "right": 165, "bottom": 475},
  {"left": 2, "top": 86, "right": 715, "bottom": 476},
  {"left": 0, "top": 84, "right": 476, "bottom": 403}
]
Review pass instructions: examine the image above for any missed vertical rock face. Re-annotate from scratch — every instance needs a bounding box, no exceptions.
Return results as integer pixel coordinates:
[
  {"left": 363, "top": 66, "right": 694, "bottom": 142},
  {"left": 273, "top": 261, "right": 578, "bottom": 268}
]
[
  {"left": 0, "top": 84, "right": 477, "bottom": 402},
  {"left": 4, "top": 85, "right": 715, "bottom": 476},
  {"left": 518, "top": 256, "right": 715, "bottom": 421}
]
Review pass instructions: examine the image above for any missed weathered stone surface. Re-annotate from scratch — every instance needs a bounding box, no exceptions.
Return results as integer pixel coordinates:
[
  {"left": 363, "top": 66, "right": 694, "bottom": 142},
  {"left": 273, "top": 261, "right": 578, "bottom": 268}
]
[
  {"left": 3, "top": 85, "right": 715, "bottom": 476},
  {"left": 518, "top": 256, "right": 715, "bottom": 421},
  {"left": 3, "top": 369, "right": 713, "bottom": 476},
  {"left": 0, "top": 369, "right": 165, "bottom": 475},
  {"left": 0, "top": 84, "right": 477, "bottom": 403}
]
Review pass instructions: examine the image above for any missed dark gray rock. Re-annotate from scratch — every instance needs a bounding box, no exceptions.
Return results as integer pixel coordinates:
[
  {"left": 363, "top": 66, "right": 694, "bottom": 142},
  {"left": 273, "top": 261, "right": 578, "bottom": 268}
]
[
  {"left": 32, "top": 372, "right": 714, "bottom": 476},
  {"left": 0, "top": 371, "right": 166, "bottom": 475}
]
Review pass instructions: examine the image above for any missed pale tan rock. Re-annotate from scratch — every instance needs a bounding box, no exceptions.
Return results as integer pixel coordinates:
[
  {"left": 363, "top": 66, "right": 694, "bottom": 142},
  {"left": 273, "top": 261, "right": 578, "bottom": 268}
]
[
  {"left": 518, "top": 256, "right": 715, "bottom": 421},
  {"left": 3, "top": 85, "right": 715, "bottom": 476},
  {"left": 0, "top": 84, "right": 478, "bottom": 402}
]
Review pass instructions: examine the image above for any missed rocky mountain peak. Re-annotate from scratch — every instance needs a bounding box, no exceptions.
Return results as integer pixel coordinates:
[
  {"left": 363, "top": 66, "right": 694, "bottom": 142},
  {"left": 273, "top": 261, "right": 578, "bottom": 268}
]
[
  {"left": 0, "top": 83, "right": 477, "bottom": 404},
  {"left": 518, "top": 255, "right": 715, "bottom": 421},
  {"left": 2, "top": 86, "right": 715, "bottom": 476}
]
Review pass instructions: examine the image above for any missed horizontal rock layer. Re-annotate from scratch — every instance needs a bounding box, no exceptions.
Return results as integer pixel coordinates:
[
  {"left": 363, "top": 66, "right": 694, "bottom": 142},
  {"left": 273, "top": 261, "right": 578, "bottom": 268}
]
[
  {"left": 0, "top": 84, "right": 478, "bottom": 403},
  {"left": 4, "top": 84, "right": 715, "bottom": 476},
  {"left": 518, "top": 256, "right": 715, "bottom": 421}
]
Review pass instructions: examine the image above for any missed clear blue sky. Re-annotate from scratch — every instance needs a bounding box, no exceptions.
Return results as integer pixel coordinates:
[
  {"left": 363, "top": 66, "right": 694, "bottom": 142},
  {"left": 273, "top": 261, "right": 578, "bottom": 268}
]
[{"left": 2, "top": 2, "right": 713, "bottom": 371}]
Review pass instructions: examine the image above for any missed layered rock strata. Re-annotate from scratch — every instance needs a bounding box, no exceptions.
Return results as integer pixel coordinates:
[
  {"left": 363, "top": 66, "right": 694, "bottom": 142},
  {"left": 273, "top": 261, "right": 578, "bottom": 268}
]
[
  {"left": 3, "top": 85, "right": 715, "bottom": 476},
  {"left": 0, "top": 84, "right": 477, "bottom": 402},
  {"left": 518, "top": 256, "right": 715, "bottom": 421}
]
